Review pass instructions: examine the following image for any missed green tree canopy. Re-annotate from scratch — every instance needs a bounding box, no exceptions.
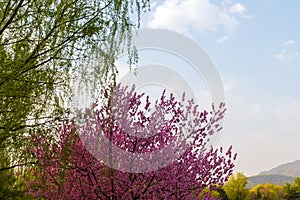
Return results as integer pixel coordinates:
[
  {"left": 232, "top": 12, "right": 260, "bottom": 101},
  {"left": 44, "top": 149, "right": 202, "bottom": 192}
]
[
  {"left": 223, "top": 172, "right": 249, "bottom": 200},
  {"left": 284, "top": 177, "right": 300, "bottom": 200},
  {"left": 0, "top": 1, "right": 151, "bottom": 195},
  {"left": 247, "top": 183, "right": 286, "bottom": 200}
]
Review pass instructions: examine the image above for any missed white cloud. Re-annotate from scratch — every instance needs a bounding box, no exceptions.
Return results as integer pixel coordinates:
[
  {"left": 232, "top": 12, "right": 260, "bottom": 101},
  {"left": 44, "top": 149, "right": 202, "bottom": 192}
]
[
  {"left": 274, "top": 49, "right": 287, "bottom": 60},
  {"left": 274, "top": 48, "right": 299, "bottom": 61},
  {"left": 147, "top": 0, "right": 248, "bottom": 35},
  {"left": 275, "top": 40, "right": 299, "bottom": 61},
  {"left": 222, "top": 0, "right": 233, "bottom": 6},
  {"left": 229, "top": 3, "right": 247, "bottom": 15},
  {"left": 283, "top": 40, "right": 296, "bottom": 46},
  {"left": 217, "top": 35, "right": 229, "bottom": 43}
]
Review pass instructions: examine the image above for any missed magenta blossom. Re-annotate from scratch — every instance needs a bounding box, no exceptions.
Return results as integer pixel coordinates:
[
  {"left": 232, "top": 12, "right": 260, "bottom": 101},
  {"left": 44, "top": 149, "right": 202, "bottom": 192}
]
[{"left": 28, "top": 85, "right": 236, "bottom": 199}]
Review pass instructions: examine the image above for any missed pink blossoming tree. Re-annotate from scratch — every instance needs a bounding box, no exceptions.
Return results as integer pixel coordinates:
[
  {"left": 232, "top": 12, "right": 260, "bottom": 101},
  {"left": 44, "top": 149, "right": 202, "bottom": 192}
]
[{"left": 27, "top": 85, "right": 236, "bottom": 199}]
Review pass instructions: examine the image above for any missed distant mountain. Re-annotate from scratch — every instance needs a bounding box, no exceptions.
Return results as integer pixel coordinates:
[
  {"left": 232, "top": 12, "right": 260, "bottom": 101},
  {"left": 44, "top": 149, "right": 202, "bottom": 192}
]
[
  {"left": 248, "top": 174, "right": 294, "bottom": 188},
  {"left": 247, "top": 160, "right": 300, "bottom": 187},
  {"left": 260, "top": 160, "right": 300, "bottom": 177}
]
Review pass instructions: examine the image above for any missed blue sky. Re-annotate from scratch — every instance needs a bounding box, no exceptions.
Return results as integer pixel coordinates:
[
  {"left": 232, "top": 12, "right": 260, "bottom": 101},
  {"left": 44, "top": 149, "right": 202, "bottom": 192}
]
[{"left": 132, "top": 0, "right": 300, "bottom": 176}]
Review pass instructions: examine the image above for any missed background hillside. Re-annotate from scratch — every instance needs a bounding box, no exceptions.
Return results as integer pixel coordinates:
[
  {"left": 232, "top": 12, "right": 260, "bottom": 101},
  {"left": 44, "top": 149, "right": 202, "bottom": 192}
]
[
  {"left": 247, "top": 160, "right": 300, "bottom": 187},
  {"left": 248, "top": 174, "right": 294, "bottom": 187},
  {"left": 260, "top": 160, "right": 300, "bottom": 177}
]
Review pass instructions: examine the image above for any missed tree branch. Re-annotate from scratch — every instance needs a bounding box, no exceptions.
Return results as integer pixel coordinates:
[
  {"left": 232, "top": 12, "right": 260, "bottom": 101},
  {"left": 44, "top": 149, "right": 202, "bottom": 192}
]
[{"left": 0, "top": 0, "right": 24, "bottom": 36}]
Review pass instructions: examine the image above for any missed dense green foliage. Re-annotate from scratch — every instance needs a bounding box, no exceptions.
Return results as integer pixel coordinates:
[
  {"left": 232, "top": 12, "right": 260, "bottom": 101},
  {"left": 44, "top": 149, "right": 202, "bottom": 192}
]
[
  {"left": 284, "top": 177, "right": 300, "bottom": 200},
  {"left": 0, "top": 0, "right": 150, "bottom": 142},
  {"left": 217, "top": 174, "right": 300, "bottom": 200},
  {"left": 223, "top": 173, "right": 249, "bottom": 200}
]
